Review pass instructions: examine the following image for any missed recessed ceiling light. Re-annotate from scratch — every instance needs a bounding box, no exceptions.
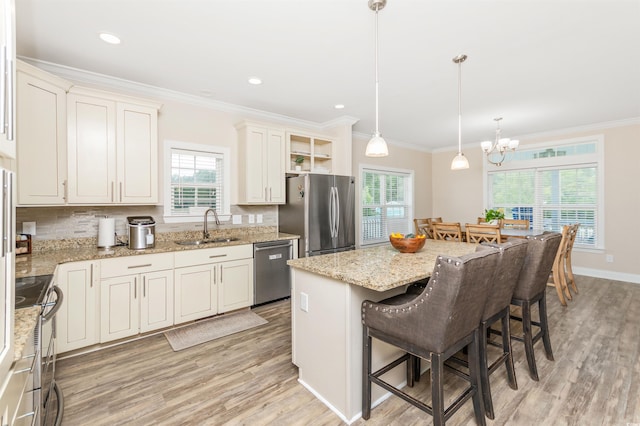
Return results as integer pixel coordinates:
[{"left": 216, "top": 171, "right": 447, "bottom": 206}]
[
  {"left": 99, "top": 32, "right": 121, "bottom": 45},
  {"left": 334, "top": 104, "right": 345, "bottom": 109},
  {"left": 248, "top": 77, "right": 262, "bottom": 85}
]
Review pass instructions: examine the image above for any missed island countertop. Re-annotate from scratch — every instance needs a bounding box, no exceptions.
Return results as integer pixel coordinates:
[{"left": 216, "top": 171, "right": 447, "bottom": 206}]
[{"left": 287, "top": 240, "right": 476, "bottom": 291}]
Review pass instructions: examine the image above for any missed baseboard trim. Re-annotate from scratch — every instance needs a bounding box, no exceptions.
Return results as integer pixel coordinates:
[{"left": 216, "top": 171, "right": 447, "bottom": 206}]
[{"left": 573, "top": 267, "right": 640, "bottom": 284}]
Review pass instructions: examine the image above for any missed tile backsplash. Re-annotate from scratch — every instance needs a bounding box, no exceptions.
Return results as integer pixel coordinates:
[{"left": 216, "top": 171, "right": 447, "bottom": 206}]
[{"left": 16, "top": 205, "right": 278, "bottom": 241}]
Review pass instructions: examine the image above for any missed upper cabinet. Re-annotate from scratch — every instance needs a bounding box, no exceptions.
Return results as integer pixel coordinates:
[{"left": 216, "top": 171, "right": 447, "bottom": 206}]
[
  {"left": 236, "top": 121, "right": 285, "bottom": 204},
  {"left": 286, "top": 132, "right": 335, "bottom": 175},
  {"left": 0, "top": 0, "right": 15, "bottom": 159},
  {"left": 66, "top": 87, "right": 160, "bottom": 204},
  {"left": 17, "top": 61, "right": 72, "bottom": 205}
]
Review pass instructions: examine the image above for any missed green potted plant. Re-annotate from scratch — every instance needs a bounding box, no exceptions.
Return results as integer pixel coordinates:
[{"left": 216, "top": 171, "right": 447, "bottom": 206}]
[
  {"left": 294, "top": 155, "right": 304, "bottom": 171},
  {"left": 484, "top": 208, "right": 505, "bottom": 224}
]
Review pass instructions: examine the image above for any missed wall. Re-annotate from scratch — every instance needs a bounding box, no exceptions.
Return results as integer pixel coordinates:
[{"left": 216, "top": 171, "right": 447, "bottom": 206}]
[
  {"left": 431, "top": 122, "right": 640, "bottom": 281},
  {"left": 351, "top": 135, "right": 433, "bottom": 239}
]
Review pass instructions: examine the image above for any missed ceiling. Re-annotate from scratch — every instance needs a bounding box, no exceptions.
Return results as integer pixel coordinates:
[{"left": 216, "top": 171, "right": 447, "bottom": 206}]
[{"left": 15, "top": 0, "right": 640, "bottom": 151}]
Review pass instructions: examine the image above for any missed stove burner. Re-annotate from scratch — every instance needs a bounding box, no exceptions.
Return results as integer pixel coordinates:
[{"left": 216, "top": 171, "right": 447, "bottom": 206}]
[{"left": 15, "top": 274, "right": 53, "bottom": 309}]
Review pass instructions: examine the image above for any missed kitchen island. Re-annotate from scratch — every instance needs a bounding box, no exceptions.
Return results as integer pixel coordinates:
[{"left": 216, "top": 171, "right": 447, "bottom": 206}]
[{"left": 287, "top": 240, "right": 475, "bottom": 424}]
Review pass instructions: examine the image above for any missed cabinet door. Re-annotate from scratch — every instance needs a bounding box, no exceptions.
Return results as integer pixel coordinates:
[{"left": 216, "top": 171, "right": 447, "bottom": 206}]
[
  {"left": 265, "top": 129, "right": 285, "bottom": 203},
  {"left": 100, "top": 275, "right": 139, "bottom": 342},
  {"left": 139, "top": 270, "right": 173, "bottom": 333},
  {"left": 218, "top": 258, "right": 253, "bottom": 313},
  {"left": 116, "top": 103, "right": 158, "bottom": 204},
  {"left": 16, "top": 69, "right": 68, "bottom": 205},
  {"left": 0, "top": 0, "right": 15, "bottom": 159},
  {"left": 243, "top": 126, "right": 268, "bottom": 203},
  {"left": 174, "top": 265, "right": 217, "bottom": 324},
  {"left": 67, "top": 94, "right": 117, "bottom": 203},
  {"left": 56, "top": 261, "right": 99, "bottom": 353}
]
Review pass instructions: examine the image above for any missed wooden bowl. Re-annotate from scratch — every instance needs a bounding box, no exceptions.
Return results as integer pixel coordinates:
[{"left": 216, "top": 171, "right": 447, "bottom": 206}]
[{"left": 389, "top": 236, "right": 426, "bottom": 253}]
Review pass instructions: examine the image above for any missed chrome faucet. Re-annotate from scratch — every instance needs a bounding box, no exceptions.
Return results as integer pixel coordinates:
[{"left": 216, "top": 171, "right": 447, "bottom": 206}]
[{"left": 203, "top": 208, "right": 220, "bottom": 240}]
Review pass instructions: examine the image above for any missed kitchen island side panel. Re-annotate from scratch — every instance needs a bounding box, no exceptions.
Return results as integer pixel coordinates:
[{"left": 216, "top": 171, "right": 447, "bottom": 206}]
[{"left": 292, "top": 268, "right": 406, "bottom": 422}]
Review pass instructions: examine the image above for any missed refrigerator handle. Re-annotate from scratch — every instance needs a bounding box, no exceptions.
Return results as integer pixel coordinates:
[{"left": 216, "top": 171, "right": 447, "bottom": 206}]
[
  {"left": 334, "top": 186, "right": 340, "bottom": 237},
  {"left": 329, "top": 187, "right": 335, "bottom": 238}
]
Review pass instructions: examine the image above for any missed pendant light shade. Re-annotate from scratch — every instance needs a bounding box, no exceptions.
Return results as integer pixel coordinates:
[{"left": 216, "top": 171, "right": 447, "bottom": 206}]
[
  {"left": 451, "top": 54, "right": 469, "bottom": 170},
  {"left": 366, "top": 0, "right": 389, "bottom": 157}
]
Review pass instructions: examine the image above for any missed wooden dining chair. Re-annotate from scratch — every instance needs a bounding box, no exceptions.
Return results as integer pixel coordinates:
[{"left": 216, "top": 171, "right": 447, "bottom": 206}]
[
  {"left": 501, "top": 219, "right": 530, "bottom": 229},
  {"left": 413, "top": 218, "right": 430, "bottom": 237},
  {"left": 548, "top": 223, "right": 580, "bottom": 306},
  {"left": 466, "top": 223, "right": 502, "bottom": 244},
  {"left": 432, "top": 222, "right": 463, "bottom": 242}
]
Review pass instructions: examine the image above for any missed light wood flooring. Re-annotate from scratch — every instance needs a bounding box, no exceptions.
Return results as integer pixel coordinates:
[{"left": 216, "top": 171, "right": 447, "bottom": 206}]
[{"left": 56, "top": 275, "right": 640, "bottom": 425}]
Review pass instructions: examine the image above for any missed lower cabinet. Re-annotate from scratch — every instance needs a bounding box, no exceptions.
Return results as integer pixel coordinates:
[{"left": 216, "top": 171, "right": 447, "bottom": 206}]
[
  {"left": 100, "top": 264, "right": 174, "bottom": 343},
  {"left": 56, "top": 260, "right": 100, "bottom": 353},
  {"left": 99, "top": 253, "right": 174, "bottom": 343},
  {"left": 174, "top": 245, "right": 254, "bottom": 325}
]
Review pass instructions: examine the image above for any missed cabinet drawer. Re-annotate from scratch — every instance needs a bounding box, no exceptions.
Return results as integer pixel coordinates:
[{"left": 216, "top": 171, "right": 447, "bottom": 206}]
[
  {"left": 174, "top": 244, "right": 252, "bottom": 268},
  {"left": 101, "top": 253, "right": 174, "bottom": 278}
]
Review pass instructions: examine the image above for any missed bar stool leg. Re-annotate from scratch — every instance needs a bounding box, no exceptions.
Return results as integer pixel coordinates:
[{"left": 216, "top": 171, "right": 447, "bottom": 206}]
[
  {"left": 502, "top": 312, "right": 518, "bottom": 390},
  {"left": 469, "top": 329, "right": 487, "bottom": 426},
  {"left": 539, "top": 296, "right": 554, "bottom": 361},
  {"left": 431, "top": 353, "right": 445, "bottom": 426},
  {"left": 522, "top": 301, "right": 539, "bottom": 381},
  {"left": 362, "top": 327, "right": 372, "bottom": 420}
]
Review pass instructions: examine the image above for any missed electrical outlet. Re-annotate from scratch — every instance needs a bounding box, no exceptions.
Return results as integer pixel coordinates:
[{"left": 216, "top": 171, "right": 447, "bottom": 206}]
[
  {"left": 22, "top": 221, "right": 36, "bottom": 235},
  {"left": 257, "top": 214, "right": 263, "bottom": 224},
  {"left": 248, "top": 214, "right": 255, "bottom": 224},
  {"left": 232, "top": 215, "right": 242, "bottom": 225},
  {"left": 606, "top": 254, "right": 614, "bottom": 263},
  {"left": 300, "top": 292, "right": 309, "bottom": 312}
]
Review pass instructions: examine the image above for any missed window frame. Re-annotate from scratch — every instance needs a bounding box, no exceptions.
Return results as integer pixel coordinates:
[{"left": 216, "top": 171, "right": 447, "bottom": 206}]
[
  {"left": 163, "top": 139, "right": 231, "bottom": 223},
  {"left": 483, "top": 135, "right": 605, "bottom": 251},
  {"left": 358, "top": 164, "right": 414, "bottom": 247}
]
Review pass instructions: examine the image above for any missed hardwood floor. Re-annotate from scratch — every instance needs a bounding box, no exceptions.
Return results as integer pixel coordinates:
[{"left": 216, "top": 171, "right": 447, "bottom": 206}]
[{"left": 56, "top": 275, "right": 640, "bottom": 425}]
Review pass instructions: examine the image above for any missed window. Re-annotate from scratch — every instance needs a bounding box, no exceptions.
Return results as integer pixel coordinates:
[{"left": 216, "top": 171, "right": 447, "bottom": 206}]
[
  {"left": 486, "top": 137, "right": 603, "bottom": 249},
  {"left": 164, "top": 140, "right": 230, "bottom": 222},
  {"left": 360, "top": 166, "right": 413, "bottom": 246}
]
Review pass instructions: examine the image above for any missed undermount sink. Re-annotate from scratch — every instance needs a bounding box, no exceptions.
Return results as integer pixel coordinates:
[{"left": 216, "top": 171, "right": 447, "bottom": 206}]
[{"left": 175, "top": 237, "right": 239, "bottom": 246}]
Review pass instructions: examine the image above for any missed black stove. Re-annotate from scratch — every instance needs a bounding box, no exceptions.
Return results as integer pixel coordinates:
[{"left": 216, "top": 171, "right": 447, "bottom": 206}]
[{"left": 15, "top": 274, "right": 54, "bottom": 309}]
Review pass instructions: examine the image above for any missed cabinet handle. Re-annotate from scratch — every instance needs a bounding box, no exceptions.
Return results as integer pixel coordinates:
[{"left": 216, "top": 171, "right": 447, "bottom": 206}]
[
  {"left": 90, "top": 263, "right": 94, "bottom": 287},
  {"left": 269, "top": 187, "right": 272, "bottom": 201},
  {"left": 213, "top": 267, "right": 216, "bottom": 284},
  {"left": 134, "top": 277, "right": 137, "bottom": 299},
  {"left": 220, "top": 266, "right": 223, "bottom": 283},
  {"left": 128, "top": 264, "right": 152, "bottom": 269},
  {"left": 63, "top": 179, "right": 68, "bottom": 202},
  {"left": 209, "top": 254, "right": 226, "bottom": 259},
  {"left": 6, "top": 60, "right": 13, "bottom": 141},
  {"left": 143, "top": 276, "right": 146, "bottom": 298},
  {"left": 111, "top": 182, "right": 114, "bottom": 202},
  {"left": 0, "top": 46, "right": 6, "bottom": 135},
  {"left": 265, "top": 187, "right": 268, "bottom": 201},
  {"left": 119, "top": 182, "right": 123, "bottom": 202}
]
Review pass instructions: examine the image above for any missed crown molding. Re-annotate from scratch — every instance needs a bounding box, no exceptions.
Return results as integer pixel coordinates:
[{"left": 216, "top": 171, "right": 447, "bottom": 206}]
[{"left": 19, "top": 56, "right": 358, "bottom": 133}]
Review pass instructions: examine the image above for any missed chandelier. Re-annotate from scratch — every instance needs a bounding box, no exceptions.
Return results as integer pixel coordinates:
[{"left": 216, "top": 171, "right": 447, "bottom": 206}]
[
  {"left": 480, "top": 117, "right": 519, "bottom": 166},
  {"left": 365, "top": 0, "right": 389, "bottom": 157}
]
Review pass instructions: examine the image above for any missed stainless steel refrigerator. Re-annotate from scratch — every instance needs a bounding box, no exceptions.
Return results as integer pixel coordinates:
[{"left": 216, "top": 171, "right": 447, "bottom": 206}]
[{"left": 279, "top": 174, "right": 355, "bottom": 258}]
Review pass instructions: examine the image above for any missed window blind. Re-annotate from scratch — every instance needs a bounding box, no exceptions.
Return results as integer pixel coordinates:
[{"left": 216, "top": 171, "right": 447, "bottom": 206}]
[
  {"left": 170, "top": 148, "right": 224, "bottom": 216},
  {"left": 361, "top": 168, "right": 412, "bottom": 245}
]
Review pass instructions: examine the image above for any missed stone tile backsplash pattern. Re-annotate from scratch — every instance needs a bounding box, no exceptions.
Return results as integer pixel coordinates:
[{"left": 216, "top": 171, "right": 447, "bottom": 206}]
[{"left": 16, "top": 205, "right": 277, "bottom": 241}]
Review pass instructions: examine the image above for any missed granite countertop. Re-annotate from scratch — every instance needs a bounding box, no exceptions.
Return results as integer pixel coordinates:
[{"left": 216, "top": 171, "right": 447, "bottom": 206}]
[
  {"left": 287, "top": 240, "right": 476, "bottom": 292},
  {"left": 14, "top": 306, "right": 40, "bottom": 362},
  {"left": 16, "top": 231, "right": 299, "bottom": 279}
]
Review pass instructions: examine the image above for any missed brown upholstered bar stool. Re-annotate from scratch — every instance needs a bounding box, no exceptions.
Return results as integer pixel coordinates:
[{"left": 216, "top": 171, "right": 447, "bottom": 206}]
[
  {"left": 510, "top": 232, "right": 562, "bottom": 381},
  {"left": 362, "top": 248, "right": 500, "bottom": 425},
  {"left": 475, "top": 239, "right": 528, "bottom": 419}
]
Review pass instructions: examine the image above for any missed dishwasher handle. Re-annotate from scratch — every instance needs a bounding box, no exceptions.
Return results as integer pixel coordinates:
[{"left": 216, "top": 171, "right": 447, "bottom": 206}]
[{"left": 254, "top": 241, "right": 292, "bottom": 252}]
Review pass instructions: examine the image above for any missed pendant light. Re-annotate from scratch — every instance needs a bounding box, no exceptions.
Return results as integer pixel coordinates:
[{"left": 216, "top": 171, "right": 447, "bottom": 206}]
[
  {"left": 451, "top": 54, "right": 469, "bottom": 170},
  {"left": 365, "top": 0, "right": 389, "bottom": 157}
]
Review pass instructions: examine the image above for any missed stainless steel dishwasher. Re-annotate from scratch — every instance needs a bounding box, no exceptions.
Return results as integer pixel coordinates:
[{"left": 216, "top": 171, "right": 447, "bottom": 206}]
[{"left": 254, "top": 240, "right": 293, "bottom": 305}]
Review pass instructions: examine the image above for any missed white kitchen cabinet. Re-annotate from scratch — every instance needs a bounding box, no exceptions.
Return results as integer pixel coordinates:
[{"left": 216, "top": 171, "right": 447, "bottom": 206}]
[
  {"left": 67, "top": 87, "right": 160, "bottom": 205},
  {"left": 100, "top": 253, "right": 174, "bottom": 343},
  {"left": 236, "top": 122, "right": 285, "bottom": 204},
  {"left": 16, "top": 61, "right": 72, "bottom": 205},
  {"left": 56, "top": 260, "right": 100, "bottom": 354},
  {"left": 0, "top": 0, "right": 15, "bottom": 159},
  {"left": 174, "top": 244, "right": 253, "bottom": 324}
]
